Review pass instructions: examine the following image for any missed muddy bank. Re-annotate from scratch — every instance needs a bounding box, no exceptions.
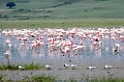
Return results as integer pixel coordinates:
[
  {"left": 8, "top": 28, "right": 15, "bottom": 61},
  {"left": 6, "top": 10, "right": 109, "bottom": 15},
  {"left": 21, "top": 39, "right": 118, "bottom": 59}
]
[{"left": 0, "top": 57, "right": 124, "bottom": 81}]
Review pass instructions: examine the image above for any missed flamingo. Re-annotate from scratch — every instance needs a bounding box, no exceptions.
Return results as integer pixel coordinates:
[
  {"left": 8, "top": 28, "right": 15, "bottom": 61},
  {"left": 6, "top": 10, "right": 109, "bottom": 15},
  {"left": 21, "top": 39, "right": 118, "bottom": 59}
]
[
  {"left": 73, "top": 45, "right": 85, "bottom": 51},
  {"left": 72, "top": 45, "right": 85, "bottom": 55},
  {"left": 31, "top": 42, "right": 36, "bottom": 50},
  {"left": 93, "top": 42, "right": 98, "bottom": 50},
  {"left": 5, "top": 39, "right": 10, "bottom": 45},
  {"left": 36, "top": 40, "right": 41, "bottom": 49},
  {"left": 4, "top": 51, "right": 10, "bottom": 66},
  {"left": 30, "top": 40, "right": 42, "bottom": 51},
  {"left": 19, "top": 42, "right": 27, "bottom": 51},
  {"left": 5, "top": 40, "right": 12, "bottom": 50}
]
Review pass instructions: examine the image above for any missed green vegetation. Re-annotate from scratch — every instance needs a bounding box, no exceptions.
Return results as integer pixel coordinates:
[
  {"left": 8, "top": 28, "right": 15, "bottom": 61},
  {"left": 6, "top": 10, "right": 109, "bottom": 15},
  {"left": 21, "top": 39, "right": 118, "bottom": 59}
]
[
  {"left": 23, "top": 62, "right": 44, "bottom": 70},
  {"left": 6, "top": 2, "right": 16, "bottom": 8},
  {"left": 0, "top": 0, "right": 124, "bottom": 28},
  {"left": 0, "top": 63, "right": 44, "bottom": 70},
  {"left": 0, "top": 0, "right": 124, "bottom": 20},
  {"left": 31, "top": 75, "right": 56, "bottom": 82},
  {"left": 0, "top": 63, "right": 18, "bottom": 70},
  {"left": 0, "top": 19, "right": 124, "bottom": 29},
  {"left": 0, "top": 75, "right": 3, "bottom": 81}
]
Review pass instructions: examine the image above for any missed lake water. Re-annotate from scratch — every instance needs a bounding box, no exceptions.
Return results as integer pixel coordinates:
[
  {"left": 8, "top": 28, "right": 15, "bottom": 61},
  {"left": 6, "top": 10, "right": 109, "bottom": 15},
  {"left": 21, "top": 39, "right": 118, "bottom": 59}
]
[{"left": 0, "top": 28, "right": 124, "bottom": 64}]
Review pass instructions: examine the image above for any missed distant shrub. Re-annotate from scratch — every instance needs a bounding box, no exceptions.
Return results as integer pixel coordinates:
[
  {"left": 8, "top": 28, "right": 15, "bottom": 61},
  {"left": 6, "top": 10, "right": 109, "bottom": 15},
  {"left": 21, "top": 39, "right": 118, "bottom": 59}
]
[
  {"left": 0, "top": 14, "right": 9, "bottom": 19},
  {"left": 6, "top": 2, "right": 16, "bottom": 8},
  {"left": 39, "top": 14, "right": 50, "bottom": 18},
  {"left": 3, "top": 15, "right": 9, "bottom": 18},
  {"left": 13, "top": 9, "right": 31, "bottom": 13},
  {"left": 84, "top": 10, "right": 87, "bottom": 12},
  {"left": 18, "top": 9, "right": 25, "bottom": 12}
]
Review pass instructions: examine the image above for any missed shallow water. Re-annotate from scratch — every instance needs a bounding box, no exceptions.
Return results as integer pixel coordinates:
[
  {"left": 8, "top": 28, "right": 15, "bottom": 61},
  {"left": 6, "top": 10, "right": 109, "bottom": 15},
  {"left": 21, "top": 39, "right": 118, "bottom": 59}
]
[{"left": 0, "top": 28, "right": 124, "bottom": 64}]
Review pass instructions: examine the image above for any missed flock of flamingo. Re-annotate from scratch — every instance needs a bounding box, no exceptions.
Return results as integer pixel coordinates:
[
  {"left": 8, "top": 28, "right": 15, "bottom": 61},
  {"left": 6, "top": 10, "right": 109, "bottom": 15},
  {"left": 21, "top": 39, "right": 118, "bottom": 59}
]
[{"left": 0, "top": 27, "right": 124, "bottom": 61}]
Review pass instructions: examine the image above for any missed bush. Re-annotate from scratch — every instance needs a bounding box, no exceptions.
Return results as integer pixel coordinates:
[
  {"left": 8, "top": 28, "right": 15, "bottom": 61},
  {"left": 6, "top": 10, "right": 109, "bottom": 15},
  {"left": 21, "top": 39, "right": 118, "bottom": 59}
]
[{"left": 6, "top": 2, "right": 16, "bottom": 8}]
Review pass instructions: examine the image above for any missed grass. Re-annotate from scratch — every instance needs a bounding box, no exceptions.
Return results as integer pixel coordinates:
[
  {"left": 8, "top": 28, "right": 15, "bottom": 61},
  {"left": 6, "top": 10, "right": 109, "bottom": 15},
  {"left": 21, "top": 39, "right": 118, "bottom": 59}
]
[
  {"left": 0, "top": 62, "right": 44, "bottom": 70},
  {"left": 0, "top": 19, "right": 124, "bottom": 29},
  {"left": 0, "top": 0, "right": 124, "bottom": 29},
  {"left": 0, "top": 63, "right": 18, "bottom": 70},
  {"left": 31, "top": 74, "right": 56, "bottom": 82},
  {"left": 23, "top": 62, "right": 44, "bottom": 70},
  {"left": 0, "top": 75, "right": 3, "bottom": 81},
  {"left": 0, "top": 0, "right": 124, "bottom": 21}
]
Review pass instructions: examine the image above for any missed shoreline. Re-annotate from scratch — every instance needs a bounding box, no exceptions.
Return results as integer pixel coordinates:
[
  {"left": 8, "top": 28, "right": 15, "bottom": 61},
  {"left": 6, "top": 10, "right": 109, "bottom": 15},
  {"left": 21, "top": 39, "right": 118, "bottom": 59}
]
[{"left": 0, "top": 57, "right": 124, "bottom": 81}]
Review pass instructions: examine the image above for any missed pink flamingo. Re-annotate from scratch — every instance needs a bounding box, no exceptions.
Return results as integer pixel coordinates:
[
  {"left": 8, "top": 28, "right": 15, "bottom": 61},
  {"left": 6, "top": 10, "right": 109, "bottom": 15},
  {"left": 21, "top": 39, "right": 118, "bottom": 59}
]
[
  {"left": 5, "top": 39, "right": 12, "bottom": 50},
  {"left": 72, "top": 45, "right": 85, "bottom": 55}
]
